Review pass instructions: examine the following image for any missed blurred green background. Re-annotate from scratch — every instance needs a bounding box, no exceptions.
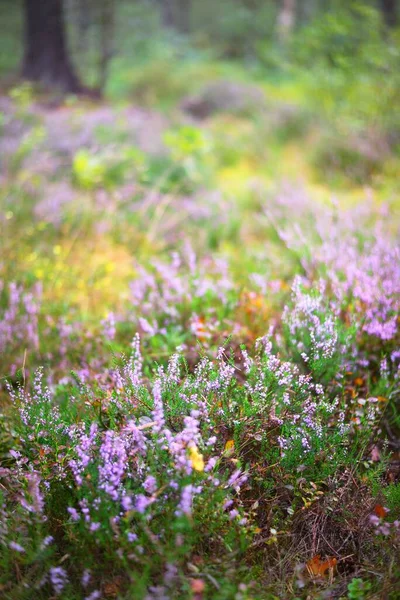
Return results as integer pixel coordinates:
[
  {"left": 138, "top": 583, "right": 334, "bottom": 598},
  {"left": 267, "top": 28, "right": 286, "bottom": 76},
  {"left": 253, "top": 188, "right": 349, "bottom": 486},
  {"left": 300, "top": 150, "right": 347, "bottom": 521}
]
[{"left": 1, "top": 0, "right": 399, "bottom": 196}]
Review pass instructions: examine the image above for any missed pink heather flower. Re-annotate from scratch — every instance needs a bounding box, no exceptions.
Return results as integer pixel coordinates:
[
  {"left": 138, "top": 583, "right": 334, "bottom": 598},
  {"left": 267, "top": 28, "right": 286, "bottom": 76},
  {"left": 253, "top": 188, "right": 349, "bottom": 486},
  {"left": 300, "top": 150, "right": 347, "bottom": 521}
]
[
  {"left": 67, "top": 507, "right": 80, "bottom": 521},
  {"left": 152, "top": 379, "right": 165, "bottom": 435},
  {"left": 205, "top": 457, "right": 218, "bottom": 472},
  {"left": 41, "top": 536, "right": 54, "bottom": 549},
  {"left": 81, "top": 569, "right": 91, "bottom": 588},
  {"left": 135, "top": 494, "right": 153, "bottom": 514},
  {"left": 69, "top": 423, "right": 98, "bottom": 487},
  {"left": 138, "top": 317, "right": 157, "bottom": 336},
  {"left": 124, "top": 421, "right": 147, "bottom": 454},
  {"left": 176, "top": 484, "right": 202, "bottom": 516},
  {"left": 391, "top": 350, "right": 400, "bottom": 362},
  {"left": 128, "top": 333, "right": 143, "bottom": 388},
  {"left": 85, "top": 591, "right": 101, "bottom": 600},
  {"left": 241, "top": 348, "right": 253, "bottom": 374},
  {"left": 9, "top": 541, "right": 25, "bottom": 553},
  {"left": 98, "top": 430, "right": 127, "bottom": 500},
  {"left": 121, "top": 495, "right": 133, "bottom": 511},
  {"left": 227, "top": 469, "right": 248, "bottom": 491},
  {"left": 101, "top": 312, "right": 116, "bottom": 340},
  {"left": 23, "top": 471, "right": 44, "bottom": 514},
  {"left": 164, "top": 562, "right": 178, "bottom": 585},
  {"left": 49, "top": 567, "right": 68, "bottom": 595},
  {"left": 143, "top": 475, "right": 157, "bottom": 494}
]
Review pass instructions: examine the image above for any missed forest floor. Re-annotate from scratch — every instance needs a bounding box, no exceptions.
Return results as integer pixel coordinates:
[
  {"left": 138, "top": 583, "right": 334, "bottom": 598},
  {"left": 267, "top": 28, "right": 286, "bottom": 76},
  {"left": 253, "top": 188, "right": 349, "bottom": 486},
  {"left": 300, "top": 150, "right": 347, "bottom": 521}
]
[{"left": 0, "top": 67, "right": 399, "bottom": 600}]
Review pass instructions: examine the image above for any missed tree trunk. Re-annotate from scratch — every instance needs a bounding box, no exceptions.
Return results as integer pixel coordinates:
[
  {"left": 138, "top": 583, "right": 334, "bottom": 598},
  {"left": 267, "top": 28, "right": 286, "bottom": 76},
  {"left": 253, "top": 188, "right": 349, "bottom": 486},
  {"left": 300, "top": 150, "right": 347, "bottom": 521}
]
[
  {"left": 176, "top": 0, "right": 191, "bottom": 34},
  {"left": 156, "top": 0, "right": 190, "bottom": 33},
  {"left": 380, "top": 0, "right": 397, "bottom": 27},
  {"left": 22, "top": 0, "right": 81, "bottom": 92},
  {"left": 157, "top": 0, "right": 175, "bottom": 29}
]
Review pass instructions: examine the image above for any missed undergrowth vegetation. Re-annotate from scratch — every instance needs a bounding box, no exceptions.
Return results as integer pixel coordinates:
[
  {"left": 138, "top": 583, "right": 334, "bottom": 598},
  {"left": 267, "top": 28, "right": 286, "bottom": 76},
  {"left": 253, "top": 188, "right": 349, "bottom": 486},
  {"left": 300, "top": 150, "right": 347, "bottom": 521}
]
[{"left": 0, "top": 1, "right": 400, "bottom": 599}]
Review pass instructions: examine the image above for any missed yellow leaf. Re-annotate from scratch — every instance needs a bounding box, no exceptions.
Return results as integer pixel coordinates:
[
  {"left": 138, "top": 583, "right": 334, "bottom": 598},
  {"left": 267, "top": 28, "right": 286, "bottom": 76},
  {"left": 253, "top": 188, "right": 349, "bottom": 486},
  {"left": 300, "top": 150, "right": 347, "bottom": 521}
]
[
  {"left": 225, "top": 440, "right": 235, "bottom": 452},
  {"left": 189, "top": 445, "right": 204, "bottom": 472}
]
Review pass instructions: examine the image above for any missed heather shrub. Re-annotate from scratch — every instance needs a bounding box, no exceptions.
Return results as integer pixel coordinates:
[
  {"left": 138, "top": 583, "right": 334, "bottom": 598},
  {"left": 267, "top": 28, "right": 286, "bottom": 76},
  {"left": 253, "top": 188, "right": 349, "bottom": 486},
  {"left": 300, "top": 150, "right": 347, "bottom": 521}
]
[
  {"left": 1, "top": 12, "right": 399, "bottom": 595},
  {"left": 2, "top": 343, "right": 253, "bottom": 598},
  {"left": 2, "top": 322, "right": 398, "bottom": 597}
]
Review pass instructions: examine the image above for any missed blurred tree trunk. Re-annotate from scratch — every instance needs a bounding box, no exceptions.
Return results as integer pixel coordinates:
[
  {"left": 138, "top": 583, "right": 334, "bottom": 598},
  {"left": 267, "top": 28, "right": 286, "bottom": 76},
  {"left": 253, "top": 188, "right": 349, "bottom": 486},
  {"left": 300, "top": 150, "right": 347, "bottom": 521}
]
[
  {"left": 22, "top": 0, "right": 81, "bottom": 92},
  {"left": 277, "top": 0, "right": 296, "bottom": 42},
  {"left": 176, "top": 0, "right": 191, "bottom": 34},
  {"left": 298, "top": 0, "right": 317, "bottom": 25},
  {"left": 156, "top": 0, "right": 191, "bottom": 33},
  {"left": 157, "top": 0, "right": 175, "bottom": 28},
  {"left": 380, "top": 0, "right": 397, "bottom": 26},
  {"left": 99, "top": 0, "right": 115, "bottom": 93}
]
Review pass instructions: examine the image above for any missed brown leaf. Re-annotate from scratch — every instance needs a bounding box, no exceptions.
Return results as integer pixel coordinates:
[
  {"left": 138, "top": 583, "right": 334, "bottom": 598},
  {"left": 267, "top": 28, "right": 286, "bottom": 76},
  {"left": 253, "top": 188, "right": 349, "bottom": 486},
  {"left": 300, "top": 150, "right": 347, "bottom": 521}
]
[
  {"left": 103, "top": 576, "right": 123, "bottom": 598},
  {"left": 306, "top": 555, "right": 337, "bottom": 577},
  {"left": 374, "top": 504, "right": 388, "bottom": 519}
]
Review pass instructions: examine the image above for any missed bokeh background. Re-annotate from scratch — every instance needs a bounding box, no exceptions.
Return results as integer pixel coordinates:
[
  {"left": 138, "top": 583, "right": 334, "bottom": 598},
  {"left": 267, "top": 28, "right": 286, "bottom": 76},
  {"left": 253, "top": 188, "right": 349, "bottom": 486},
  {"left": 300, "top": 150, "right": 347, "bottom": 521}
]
[{"left": 0, "top": 0, "right": 399, "bottom": 373}]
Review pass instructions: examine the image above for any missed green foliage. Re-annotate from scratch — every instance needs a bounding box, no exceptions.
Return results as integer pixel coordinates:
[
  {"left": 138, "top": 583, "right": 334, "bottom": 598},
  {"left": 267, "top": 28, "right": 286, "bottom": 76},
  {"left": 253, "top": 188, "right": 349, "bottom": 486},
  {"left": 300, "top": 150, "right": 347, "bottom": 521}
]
[
  {"left": 0, "top": 0, "right": 23, "bottom": 78},
  {"left": 191, "top": 0, "right": 278, "bottom": 59},
  {"left": 292, "top": 2, "right": 400, "bottom": 135},
  {"left": 72, "top": 146, "right": 144, "bottom": 190},
  {"left": 72, "top": 149, "right": 107, "bottom": 190},
  {"left": 347, "top": 577, "right": 372, "bottom": 599},
  {"left": 9, "top": 125, "right": 46, "bottom": 173},
  {"left": 288, "top": 2, "right": 400, "bottom": 183},
  {"left": 1, "top": 2, "right": 400, "bottom": 597},
  {"left": 9, "top": 82, "right": 34, "bottom": 113},
  {"left": 311, "top": 132, "right": 387, "bottom": 186},
  {"left": 383, "top": 482, "right": 400, "bottom": 513}
]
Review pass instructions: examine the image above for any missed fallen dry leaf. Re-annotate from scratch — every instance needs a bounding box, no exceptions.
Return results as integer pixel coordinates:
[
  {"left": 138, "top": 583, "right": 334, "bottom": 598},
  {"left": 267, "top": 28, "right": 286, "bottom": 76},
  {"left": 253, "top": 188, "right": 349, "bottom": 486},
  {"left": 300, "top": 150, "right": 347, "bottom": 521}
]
[
  {"left": 374, "top": 504, "right": 388, "bottom": 519},
  {"left": 306, "top": 555, "right": 337, "bottom": 578}
]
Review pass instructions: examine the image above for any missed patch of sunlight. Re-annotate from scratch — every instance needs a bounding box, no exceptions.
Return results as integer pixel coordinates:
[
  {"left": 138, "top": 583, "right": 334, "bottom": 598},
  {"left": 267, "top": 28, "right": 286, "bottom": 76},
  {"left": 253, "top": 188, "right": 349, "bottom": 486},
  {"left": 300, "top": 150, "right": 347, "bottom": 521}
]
[
  {"left": 260, "top": 79, "right": 307, "bottom": 106},
  {"left": 210, "top": 113, "right": 257, "bottom": 130},
  {"left": 280, "top": 143, "right": 371, "bottom": 208},
  {"left": 309, "top": 182, "right": 374, "bottom": 207},
  {"left": 217, "top": 158, "right": 268, "bottom": 197},
  {"left": 38, "top": 240, "right": 135, "bottom": 320},
  {"left": 280, "top": 143, "right": 314, "bottom": 180}
]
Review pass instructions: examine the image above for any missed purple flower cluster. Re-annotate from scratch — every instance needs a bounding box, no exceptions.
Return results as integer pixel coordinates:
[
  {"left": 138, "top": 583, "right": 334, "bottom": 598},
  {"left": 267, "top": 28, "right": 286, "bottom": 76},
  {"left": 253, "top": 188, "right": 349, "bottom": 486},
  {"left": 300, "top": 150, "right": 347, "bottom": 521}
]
[
  {"left": 0, "top": 280, "right": 41, "bottom": 374},
  {"left": 49, "top": 566, "right": 68, "bottom": 596},
  {"left": 129, "top": 248, "right": 234, "bottom": 341},
  {"left": 283, "top": 276, "right": 343, "bottom": 364},
  {"left": 266, "top": 190, "right": 400, "bottom": 344}
]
